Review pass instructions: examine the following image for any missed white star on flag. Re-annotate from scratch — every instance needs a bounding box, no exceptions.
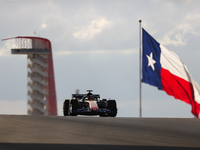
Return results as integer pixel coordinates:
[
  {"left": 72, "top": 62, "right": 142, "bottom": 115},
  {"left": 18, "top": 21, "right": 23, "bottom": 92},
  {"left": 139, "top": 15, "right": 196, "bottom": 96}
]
[{"left": 146, "top": 52, "right": 156, "bottom": 70}]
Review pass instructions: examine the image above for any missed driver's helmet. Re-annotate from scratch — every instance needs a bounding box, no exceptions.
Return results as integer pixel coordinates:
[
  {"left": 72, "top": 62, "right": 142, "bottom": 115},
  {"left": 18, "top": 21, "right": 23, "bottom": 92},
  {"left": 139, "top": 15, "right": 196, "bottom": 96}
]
[{"left": 86, "top": 92, "right": 93, "bottom": 100}]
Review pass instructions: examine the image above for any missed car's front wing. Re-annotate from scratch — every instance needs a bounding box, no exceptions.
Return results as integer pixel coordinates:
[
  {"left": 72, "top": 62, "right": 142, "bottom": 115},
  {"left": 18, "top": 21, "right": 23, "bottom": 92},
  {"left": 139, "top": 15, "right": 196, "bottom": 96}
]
[{"left": 74, "top": 108, "right": 112, "bottom": 115}]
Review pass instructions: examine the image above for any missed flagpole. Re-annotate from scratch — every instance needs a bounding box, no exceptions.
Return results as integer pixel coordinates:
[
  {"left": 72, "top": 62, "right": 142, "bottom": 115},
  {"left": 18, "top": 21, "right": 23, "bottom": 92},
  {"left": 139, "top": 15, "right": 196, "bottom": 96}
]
[{"left": 139, "top": 20, "right": 142, "bottom": 118}]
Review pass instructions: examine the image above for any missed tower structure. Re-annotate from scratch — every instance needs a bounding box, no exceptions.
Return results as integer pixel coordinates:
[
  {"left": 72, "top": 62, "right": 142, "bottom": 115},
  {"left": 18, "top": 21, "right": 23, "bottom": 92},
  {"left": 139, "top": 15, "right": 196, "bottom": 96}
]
[{"left": 2, "top": 37, "right": 57, "bottom": 115}]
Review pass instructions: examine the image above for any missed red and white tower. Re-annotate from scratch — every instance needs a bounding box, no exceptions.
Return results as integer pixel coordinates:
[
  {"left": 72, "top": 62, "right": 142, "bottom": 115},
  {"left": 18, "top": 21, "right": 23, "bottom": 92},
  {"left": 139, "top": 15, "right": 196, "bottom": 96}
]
[{"left": 2, "top": 37, "right": 57, "bottom": 115}]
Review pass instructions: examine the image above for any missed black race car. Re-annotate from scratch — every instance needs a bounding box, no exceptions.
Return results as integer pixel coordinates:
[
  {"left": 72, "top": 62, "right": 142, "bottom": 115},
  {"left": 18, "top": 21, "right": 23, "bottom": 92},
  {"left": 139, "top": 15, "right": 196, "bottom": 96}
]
[{"left": 63, "top": 90, "right": 117, "bottom": 117}]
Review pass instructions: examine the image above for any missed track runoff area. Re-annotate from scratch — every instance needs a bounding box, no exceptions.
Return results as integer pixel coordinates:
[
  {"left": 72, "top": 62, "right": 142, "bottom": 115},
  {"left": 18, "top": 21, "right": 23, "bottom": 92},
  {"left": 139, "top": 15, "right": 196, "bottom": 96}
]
[{"left": 0, "top": 115, "right": 200, "bottom": 150}]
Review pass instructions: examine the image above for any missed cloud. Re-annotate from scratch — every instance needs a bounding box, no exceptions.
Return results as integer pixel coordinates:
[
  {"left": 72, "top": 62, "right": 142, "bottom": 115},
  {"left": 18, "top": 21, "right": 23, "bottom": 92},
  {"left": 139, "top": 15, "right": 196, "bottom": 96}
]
[
  {"left": 41, "top": 23, "right": 47, "bottom": 29},
  {"left": 57, "top": 101, "right": 64, "bottom": 116},
  {"left": 0, "top": 100, "right": 27, "bottom": 115},
  {"left": 160, "top": 12, "right": 200, "bottom": 46},
  {"left": 55, "top": 49, "right": 138, "bottom": 56},
  {"left": 0, "top": 40, "right": 16, "bottom": 57},
  {"left": 0, "top": 100, "right": 66, "bottom": 116},
  {"left": 73, "top": 18, "right": 112, "bottom": 39}
]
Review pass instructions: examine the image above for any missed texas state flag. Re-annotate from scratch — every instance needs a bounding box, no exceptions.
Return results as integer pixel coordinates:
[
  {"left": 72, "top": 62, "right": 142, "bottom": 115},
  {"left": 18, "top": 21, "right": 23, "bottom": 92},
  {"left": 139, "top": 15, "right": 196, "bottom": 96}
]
[{"left": 142, "top": 28, "right": 200, "bottom": 118}]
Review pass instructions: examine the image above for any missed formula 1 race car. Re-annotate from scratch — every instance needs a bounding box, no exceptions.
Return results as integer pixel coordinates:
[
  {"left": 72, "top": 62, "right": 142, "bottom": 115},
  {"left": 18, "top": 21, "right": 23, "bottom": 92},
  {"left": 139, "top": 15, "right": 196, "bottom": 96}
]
[{"left": 63, "top": 90, "right": 117, "bottom": 117}]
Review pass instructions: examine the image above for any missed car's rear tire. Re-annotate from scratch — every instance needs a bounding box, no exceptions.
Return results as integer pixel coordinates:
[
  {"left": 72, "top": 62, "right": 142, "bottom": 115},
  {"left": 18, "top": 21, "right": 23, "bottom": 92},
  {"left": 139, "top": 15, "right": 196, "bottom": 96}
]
[
  {"left": 63, "top": 100, "right": 70, "bottom": 116},
  {"left": 107, "top": 100, "right": 117, "bottom": 117},
  {"left": 70, "top": 99, "right": 78, "bottom": 116}
]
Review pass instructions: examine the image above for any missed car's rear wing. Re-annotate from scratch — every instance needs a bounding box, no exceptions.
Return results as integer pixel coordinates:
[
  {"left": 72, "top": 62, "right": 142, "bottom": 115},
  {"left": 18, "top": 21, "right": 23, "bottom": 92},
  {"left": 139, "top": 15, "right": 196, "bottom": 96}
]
[
  {"left": 72, "top": 94, "right": 85, "bottom": 99},
  {"left": 72, "top": 94, "right": 100, "bottom": 99}
]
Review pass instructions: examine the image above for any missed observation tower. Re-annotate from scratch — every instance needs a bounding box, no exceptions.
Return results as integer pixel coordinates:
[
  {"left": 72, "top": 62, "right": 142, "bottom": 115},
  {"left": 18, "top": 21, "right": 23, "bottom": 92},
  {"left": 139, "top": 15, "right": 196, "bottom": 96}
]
[{"left": 2, "top": 37, "right": 57, "bottom": 115}]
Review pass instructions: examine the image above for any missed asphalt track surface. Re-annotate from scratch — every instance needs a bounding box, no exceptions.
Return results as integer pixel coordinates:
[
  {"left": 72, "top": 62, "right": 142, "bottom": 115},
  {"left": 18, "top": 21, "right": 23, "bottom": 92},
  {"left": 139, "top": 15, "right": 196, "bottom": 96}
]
[{"left": 0, "top": 115, "right": 200, "bottom": 150}]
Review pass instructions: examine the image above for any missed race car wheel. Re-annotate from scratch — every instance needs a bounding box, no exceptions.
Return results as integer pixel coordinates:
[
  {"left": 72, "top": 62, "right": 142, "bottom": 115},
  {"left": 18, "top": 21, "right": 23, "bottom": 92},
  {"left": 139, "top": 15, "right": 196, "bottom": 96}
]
[
  {"left": 63, "top": 99, "right": 70, "bottom": 116},
  {"left": 70, "top": 100, "right": 78, "bottom": 116},
  {"left": 107, "top": 100, "right": 117, "bottom": 117}
]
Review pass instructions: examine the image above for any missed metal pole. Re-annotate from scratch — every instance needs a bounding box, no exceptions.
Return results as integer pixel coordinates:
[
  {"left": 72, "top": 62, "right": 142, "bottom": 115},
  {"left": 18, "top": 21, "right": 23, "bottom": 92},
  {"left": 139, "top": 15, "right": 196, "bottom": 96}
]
[{"left": 139, "top": 20, "right": 142, "bottom": 118}]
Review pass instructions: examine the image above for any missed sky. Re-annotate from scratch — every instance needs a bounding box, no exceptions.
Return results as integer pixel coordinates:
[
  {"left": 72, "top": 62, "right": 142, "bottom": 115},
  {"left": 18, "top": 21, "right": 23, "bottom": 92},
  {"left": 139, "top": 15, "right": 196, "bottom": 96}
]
[{"left": 0, "top": 0, "right": 200, "bottom": 118}]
